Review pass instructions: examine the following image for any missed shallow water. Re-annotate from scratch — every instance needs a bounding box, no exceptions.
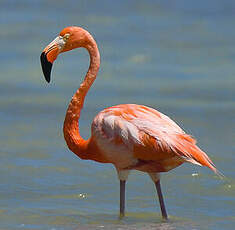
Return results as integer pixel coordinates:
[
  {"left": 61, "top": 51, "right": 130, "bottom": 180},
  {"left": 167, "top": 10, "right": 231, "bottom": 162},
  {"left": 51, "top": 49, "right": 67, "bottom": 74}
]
[{"left": 0, "top": 1, "right": 235, "bottom": 230}]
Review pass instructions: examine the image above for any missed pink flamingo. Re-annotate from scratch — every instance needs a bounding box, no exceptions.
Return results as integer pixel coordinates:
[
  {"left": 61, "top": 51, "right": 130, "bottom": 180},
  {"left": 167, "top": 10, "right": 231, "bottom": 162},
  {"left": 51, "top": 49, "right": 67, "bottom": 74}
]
[{"left": 40, "top": 26, "right": 219, "bottom": 219}]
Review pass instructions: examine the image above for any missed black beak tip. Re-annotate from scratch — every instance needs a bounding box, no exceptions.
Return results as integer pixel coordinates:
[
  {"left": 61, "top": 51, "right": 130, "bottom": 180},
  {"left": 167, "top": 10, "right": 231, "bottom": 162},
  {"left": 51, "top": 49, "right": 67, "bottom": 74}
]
[{"left": 40, "top": 52, "right": 52, "bottom": 83}]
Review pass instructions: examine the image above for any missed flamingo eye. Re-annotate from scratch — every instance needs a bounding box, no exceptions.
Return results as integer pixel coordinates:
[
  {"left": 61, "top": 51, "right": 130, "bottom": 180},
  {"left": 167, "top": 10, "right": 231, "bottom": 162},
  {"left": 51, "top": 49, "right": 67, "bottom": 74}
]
[{"left": 63, "top": 33, "right": 70, "bottom": 42}]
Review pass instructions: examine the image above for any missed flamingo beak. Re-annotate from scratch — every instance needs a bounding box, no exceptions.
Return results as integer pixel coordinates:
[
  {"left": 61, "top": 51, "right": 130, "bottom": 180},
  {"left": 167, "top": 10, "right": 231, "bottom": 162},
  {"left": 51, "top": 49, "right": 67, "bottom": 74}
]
[
  {"left": 40, "top": 36, "right": 65, "bottom": 83},
  {"left": 40, "top": 51, "right": 53, "bottom": 83}
]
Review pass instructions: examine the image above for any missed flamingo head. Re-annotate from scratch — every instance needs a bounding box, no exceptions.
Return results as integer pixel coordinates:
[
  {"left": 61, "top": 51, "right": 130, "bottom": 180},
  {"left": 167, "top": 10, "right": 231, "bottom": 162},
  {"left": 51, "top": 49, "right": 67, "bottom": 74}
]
[{"left": 40, "top": 26, "right": 91, "bottom": 83}]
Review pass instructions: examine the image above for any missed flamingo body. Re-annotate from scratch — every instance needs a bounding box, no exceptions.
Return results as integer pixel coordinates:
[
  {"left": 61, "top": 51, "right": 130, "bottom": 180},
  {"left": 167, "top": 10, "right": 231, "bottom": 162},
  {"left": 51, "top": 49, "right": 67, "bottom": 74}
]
[
  {"left": 91, "top": 104, "right": 216, "bottom": 173},
  {"left": 40, "top": 26, "right": 219, "bottom": 220}
]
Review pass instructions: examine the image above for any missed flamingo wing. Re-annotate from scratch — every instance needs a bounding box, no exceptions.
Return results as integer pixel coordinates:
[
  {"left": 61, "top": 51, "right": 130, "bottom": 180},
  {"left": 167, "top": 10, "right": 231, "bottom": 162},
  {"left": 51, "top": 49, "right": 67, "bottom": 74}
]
[{"left": 92, "top": 104, "right": 217, "bottom": 173}]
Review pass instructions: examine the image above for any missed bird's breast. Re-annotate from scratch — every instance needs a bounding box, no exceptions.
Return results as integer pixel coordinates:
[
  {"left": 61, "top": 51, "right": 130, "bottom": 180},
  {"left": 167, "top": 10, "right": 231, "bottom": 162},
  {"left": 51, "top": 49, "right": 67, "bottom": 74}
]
[{"left": 94, "top": 134, "right": 138, "bottom": 169}]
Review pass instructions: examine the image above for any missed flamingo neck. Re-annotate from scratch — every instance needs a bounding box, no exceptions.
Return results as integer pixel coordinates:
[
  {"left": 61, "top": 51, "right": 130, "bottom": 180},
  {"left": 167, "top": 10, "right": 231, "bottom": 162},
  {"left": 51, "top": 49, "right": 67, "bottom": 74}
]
[{"left": 63, "top": 38, "right": 100, "bottom": 159}]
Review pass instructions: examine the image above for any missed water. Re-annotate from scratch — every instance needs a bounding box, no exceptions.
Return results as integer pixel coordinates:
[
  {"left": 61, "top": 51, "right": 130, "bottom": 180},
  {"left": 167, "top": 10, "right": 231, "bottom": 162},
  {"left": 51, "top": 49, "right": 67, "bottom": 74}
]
[{"left": 0, "top": 0, "right": 235, "bottom": 229}]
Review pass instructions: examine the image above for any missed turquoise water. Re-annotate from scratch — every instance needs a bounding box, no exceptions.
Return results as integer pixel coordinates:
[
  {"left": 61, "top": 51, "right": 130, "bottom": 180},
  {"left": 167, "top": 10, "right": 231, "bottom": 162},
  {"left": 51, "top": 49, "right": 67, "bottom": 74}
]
[{"left": 0, "top": 1, "right": 235, "bottom": 229}]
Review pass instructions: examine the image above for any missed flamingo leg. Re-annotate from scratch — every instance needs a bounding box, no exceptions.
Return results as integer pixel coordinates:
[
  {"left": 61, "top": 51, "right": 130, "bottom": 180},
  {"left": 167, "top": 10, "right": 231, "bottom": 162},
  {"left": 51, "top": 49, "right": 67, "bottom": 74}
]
[
  {"left": 154, "top": 180, "right": 168, "bottom": 220},
  {"left": 119, "top": 180, "right": 126, "bottom": 218}
]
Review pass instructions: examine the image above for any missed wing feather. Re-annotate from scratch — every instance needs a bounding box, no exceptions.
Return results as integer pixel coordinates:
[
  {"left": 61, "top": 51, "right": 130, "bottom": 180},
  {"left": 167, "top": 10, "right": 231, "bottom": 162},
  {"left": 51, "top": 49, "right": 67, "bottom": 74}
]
[{"left": 92, "top": 104, "right": 217, "bottom": 173}]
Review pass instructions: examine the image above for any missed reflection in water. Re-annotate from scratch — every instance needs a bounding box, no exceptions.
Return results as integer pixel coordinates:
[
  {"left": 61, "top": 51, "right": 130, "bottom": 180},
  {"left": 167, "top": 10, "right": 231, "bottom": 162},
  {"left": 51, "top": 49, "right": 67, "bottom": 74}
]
[{"left": 72, "top": 212, "right": 197, "bottom": 230}]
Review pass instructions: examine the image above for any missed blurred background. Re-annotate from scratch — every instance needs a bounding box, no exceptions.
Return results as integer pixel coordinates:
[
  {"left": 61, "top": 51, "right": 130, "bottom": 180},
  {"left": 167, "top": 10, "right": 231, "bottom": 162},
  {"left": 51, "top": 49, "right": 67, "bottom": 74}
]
[{"left": 0, "top": 0, "right": 234, "bottom": 229}]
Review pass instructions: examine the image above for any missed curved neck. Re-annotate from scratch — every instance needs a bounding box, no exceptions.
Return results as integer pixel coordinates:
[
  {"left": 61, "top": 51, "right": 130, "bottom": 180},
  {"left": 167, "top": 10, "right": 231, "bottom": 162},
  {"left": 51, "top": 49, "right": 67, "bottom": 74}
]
[{"left": 63, "top": 38, "right": 100, "bottom": 159}]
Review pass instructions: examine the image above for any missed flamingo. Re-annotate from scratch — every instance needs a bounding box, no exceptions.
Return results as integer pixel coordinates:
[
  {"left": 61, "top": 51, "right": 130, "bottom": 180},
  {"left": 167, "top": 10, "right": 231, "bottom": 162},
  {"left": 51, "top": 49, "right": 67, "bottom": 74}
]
[{"left": 40, "top": 26, "right": 219, "bottom": 220}]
